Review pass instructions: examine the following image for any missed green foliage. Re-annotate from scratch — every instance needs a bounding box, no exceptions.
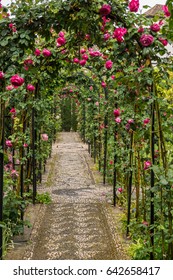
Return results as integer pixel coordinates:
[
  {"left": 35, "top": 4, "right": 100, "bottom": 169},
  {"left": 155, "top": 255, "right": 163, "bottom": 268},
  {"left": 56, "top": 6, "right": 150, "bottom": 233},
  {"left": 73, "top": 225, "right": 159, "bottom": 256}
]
[{"left": 36, "top": 192, "right": 52, "bottom": 204}]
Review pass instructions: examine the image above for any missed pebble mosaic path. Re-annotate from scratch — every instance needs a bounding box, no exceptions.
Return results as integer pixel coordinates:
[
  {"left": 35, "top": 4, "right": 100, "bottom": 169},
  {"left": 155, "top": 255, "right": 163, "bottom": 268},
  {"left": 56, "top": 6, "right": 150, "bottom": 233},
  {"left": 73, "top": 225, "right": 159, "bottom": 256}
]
[{"left": 23, "top": 132, "right": 128, "bottom": 260}]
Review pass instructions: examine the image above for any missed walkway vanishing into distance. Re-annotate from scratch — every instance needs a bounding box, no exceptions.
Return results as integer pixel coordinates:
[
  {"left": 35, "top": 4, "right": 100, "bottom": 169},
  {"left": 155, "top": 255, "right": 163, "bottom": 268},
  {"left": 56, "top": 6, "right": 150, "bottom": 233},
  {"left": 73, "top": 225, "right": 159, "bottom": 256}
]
[{"left": 9, "top": 132, "right": 129, "bottom": 260}]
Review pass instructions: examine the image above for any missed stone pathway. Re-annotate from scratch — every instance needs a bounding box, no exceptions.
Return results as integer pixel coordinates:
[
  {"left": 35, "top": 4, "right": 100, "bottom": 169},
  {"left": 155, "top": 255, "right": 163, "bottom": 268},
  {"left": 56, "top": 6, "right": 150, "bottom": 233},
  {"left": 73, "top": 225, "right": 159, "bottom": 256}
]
[{"left": 23, "top": 132, "right": 129, "bottom": 260}]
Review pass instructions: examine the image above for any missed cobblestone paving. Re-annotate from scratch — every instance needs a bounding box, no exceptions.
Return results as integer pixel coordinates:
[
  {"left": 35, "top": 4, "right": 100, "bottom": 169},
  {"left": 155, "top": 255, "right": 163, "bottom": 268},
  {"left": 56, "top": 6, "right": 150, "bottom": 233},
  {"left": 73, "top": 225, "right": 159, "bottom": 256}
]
[{"left": 29, "top": 132, "right": 124, "bottom": 260}]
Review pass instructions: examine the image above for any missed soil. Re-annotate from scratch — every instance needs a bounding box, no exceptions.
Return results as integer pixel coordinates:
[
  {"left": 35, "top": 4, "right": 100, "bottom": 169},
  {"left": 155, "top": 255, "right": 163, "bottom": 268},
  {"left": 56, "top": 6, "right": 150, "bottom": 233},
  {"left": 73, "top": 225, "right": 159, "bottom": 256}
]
[{"left": 6, "top": 132, "right": 130, "bottom": 260}]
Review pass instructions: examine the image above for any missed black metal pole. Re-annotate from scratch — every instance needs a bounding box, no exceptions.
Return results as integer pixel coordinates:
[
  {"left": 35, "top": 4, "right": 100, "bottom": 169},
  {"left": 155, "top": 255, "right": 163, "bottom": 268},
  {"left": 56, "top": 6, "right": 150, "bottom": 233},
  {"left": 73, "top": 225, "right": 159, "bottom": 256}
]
[
  {"left": 126, "top": 131, "right": 133, "bottom": 236},
  {"left": 20, "top": 146, "right": 24, "bottom": 221},
  {"left": 0, "top": 100, "right": 4, "bottom": 259},
  {"left": 113, "top": 130, "right": 117, "bottom": 207},
  {"left": 103, "top": 88, "right": 108, "bottom": 185},
  {"left": 150, "top": 101, "right": 155, "bottom": 260},
  {"left": 32, "top": 107, "right": 37, "bottom": 205}
]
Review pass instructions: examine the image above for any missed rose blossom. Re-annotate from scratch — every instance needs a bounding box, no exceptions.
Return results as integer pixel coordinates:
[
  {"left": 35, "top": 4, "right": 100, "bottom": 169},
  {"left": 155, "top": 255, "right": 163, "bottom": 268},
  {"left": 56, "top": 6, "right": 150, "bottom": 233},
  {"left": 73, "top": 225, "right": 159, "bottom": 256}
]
[
  {"left": 6, "top": 140, "right": 13, "bottom": 148},
  {"left": 140, "top": 34, "right": 154, "bottom": 47},
  {"left": 101, "top": 81, "right": 106, "bottom": 88},
  {"left": 150, "top": 23, "right": 160, "bottom": 32},
  {"left": 41, "top": 133, "right": 48, "bottom": 141},
  {"left": 99, "top": 4, "right": 111, "bottom": 16},
  {"left": 59, "top": 31, "right": 65, "bottom": 37},
  {"left": 6, "top": 85, "right": 13, "bottom": 91},
  {"left": 115, "top": 117, "right": 121, "bottom": 123},
  {"left": 10, "top": 108, "right": 16, "bottom": 114},
  {"left": 79, "top": 59, "right": 87, "bottom": 66},
  {"left": 144, "top": 161, "right": 152, "bottom": 170},
  {"left": 104, "top": 33, "right": 111, "bottom": 41},
  {"left": 34, "top": 48, "right": 41, "bottom": 56},
  {"left": 82, "top": 54, "right": 88, "bottom": 60},
  {"left": 138, "top": 26, "right": 144, "bottom": 33},
  {"left": 128, "top": 119, "right": 134, "bottom": 124},
  {"left": 118, "top": 187, "right": 123, "bottom": 193},
  {"left": 10, "top": 74, "right": 24, "bottom": 87},
  {"left": 113, "top": 109, "right": 120, "bottom": 117},
  {"left": 85, "top": 34, "right": 90, "bottom": 40},
  {"left": 105, "top": 60, "right": 113, "bottom": 70},
  {"left": 80, "top": 48, "right": 86, "bottom": 54},
  {"left": 73, "top": 58, "right": 79, "bottom": 63},
  {"left": 159, "top": 37, "right": 168, "bottom": 46},
  {"left": 0, "top": 71, "right": 5, "bottom": 79},
  {"left": 162, "top": 5, "right": 171, "bottom": 17},
  {"left": 23, "top": 143, "right": 28, "bottom": 148},
  {"left": 42, "top": 49, "right": 52, "bottom": 57},
  {"left": 143, "top": 118, "right": 150, "bottom": 125},
  {"left": 56, "top": 36, "right": 66, "bottom": 47},
  {"left": 129, "top": 0, "right": 139, "bottom": 12},
  {"left": 27, "top": 84, "right": 35, "bottom": 91},
  {"left": 113, "top": 27, "right": 127, "bottom": 42}
]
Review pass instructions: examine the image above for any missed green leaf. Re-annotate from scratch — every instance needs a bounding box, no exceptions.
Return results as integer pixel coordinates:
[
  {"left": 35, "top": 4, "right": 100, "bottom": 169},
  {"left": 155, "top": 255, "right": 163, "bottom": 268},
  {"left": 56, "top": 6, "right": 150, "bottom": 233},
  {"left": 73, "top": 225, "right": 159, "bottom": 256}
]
[{"left": 0, "top": 40, "right": 9, "bottom": 46}]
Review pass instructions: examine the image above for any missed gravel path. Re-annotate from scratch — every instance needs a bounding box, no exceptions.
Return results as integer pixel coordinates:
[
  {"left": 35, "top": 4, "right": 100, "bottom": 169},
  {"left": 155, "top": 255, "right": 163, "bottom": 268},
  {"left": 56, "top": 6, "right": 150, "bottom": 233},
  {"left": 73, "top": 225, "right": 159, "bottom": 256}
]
[{"left": 23, "top": 132, "right": 129, "bottom": 260}]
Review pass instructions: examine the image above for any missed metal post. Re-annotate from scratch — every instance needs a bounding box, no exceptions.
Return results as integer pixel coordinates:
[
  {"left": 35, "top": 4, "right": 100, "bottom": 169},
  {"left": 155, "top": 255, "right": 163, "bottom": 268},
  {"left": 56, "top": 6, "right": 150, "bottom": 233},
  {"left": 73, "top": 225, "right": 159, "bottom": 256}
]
[
  {"left": 150, "top": 101, "right": 155, "bottom": 260},
  {"left": 0, "top": 100, "right": 4, "bottom": 259},
  {"left": 113, "top": 130, "right": 117, "bottom": 207},
  {"left": 127, "top": 131, "right": 133, "bottom": 236},
  {"left": 103, "top": 88, "right": 108, "bottom": 185},
  {"left": 32, "top": 107, "right": 37, "bottom": 205}
]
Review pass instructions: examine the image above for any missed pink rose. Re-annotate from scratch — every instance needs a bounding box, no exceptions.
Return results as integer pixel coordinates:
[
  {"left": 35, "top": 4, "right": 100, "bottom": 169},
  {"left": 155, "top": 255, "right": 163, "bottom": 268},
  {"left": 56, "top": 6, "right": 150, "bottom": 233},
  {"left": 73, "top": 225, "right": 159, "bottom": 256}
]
[
  {"left": 159, "top": 37, "right": 168, "bottom": 46},
  {"left": 144, "top": 161, "right": 152, "bottom": 170},
  {"left": 101, "top": 81, "right": 106, "bottom": 88},
  {"left": 24, "top": 59, "right": 33, "bottom": 66},
  {"left": 104, "top": 33, "right": 111, "bottom": 41},
  {"left": 129, "top": 0, "right": 139, "bottom": 12},
  {"left": 56, "top": 36, "right": 66, "bottom": 47},
  {"left": 85, "top": 34, "right": 90, "bottom": 40},
  {"left": 10, "top": 74, "right": 24, "bottom": 87},
  {"left": 6, "top": 85, "right": 13, "bottom": 91},
  {"left": 42, "top": 49, "right": 52, "bottom": 57},
  {"left": 6, "top": 140, "right": 13, "bottom": 148},
  {"left": 41, "top": 133, "right": 48, "bottom": 141},
  {"left": 80, "top": 48, "right": 86, "bottom": 54},
  {"left": 138, "top": 27, "right": 144, "bottom": 33},
  {"left": 150, "top": 23, "right": 160, "bottom": 32},
  {"left": 113, "top": 109, "right": 120, "bottom": 117},
  {"left": 27, "top": 84, "right": 35, "bottom": 91},
  {"left": 118, "top": 187, "right": 123, "bottom": 193},
  {"left": 115, "top": 117, "right": 121, "bottom": 123},
  {"left": 128, "top": 119, "right": 134, "bottom": 124},
  {"left": 34, "top": 48, "right": 41, "bottom": 56},
  {"left": 0, "top": 71, "right": 5, "bottom": 79},
  {"left": 143, "top": 118, "right": 150, "bottom": 125},
  {"left": 79, "top": 59, "right": 87, "bottom": 66},
  {"left": 73, "top": 58, "right": 79, "bottom": 63},
  {"left": 59, "top": 31, "right": 65, "bottom": 37},
  {"left": 140, "top": 34, "right": 154, "bottom": 47},
  {"left": 113, "top": 27, "right": 127, "bottom": 42},
  {"left": 89, "top": 86, "right": 93, "bottom": 90},
  {"left": 10, "top": 108, "right": 16, "bottom": 114},
  {"left": 99, "top": 4, "right": 111, "bottom": 16},
  {"left": 162, "top": 5, "right": 171, "bottom": 17},
  {"left": 82, "top": 54, "right": 89, "bottom": 60},
  {"left": 23, "top": 143, "right": 28, "bottom": 148},
  {"left": 111, "top": 75, "right": 115, "bottom": 80},
  {"left": 105, "top": 60, "right": 113, "bottom": 70},
  {"left": 89, "top": 49, "right": 102, "bottom": 57}
]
